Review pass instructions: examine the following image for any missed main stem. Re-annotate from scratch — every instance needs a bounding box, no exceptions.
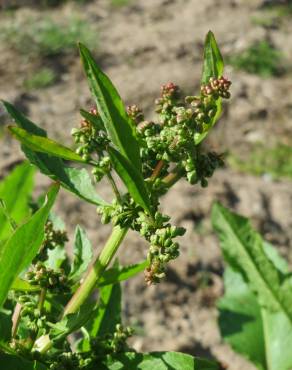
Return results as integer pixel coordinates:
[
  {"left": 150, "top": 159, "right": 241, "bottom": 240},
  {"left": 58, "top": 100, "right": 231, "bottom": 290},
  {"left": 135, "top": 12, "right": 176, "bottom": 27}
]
[{"left": 63, "top": 225, "right": 128, "bottom": 316}]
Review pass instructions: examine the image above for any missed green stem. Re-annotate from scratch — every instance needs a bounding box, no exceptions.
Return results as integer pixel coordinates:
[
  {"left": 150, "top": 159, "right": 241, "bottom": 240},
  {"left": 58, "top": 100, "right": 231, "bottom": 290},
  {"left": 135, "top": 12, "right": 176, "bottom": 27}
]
[
  {"left": 63, "top": 225, "right": 128, "bottom": 316},
  {"left": 38, "top": 288, "right": 47, "bottom": 312},
  {"left": 107, "top": 172, "right": 122, "bottom": 202}
]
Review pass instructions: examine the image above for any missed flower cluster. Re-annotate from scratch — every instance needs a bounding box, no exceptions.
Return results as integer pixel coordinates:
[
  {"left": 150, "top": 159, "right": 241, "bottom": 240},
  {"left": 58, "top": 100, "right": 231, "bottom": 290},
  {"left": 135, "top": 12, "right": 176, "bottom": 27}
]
[
  {"left": 79, "top": 75, "right": 231, "bottom": 285},
  {"left": 36, "top": 221, "right": 68, "bottom": 262},
  {"left": 26, "top": 262, "right": 69, "bottom": 292}
]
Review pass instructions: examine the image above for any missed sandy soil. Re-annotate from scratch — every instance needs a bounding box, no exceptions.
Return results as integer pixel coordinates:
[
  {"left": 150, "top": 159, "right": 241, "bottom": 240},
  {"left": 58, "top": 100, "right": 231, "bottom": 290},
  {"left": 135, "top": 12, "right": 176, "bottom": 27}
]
[{"left": 0, "top": 1, "right": 292, "bottom": 369}]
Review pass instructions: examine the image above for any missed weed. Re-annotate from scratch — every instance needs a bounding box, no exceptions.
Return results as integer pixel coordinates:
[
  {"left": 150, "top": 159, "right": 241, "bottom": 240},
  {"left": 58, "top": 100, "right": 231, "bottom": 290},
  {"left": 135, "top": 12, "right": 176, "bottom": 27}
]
[
  {"left": 0, "top": 15, "right": 97, "bottom": 58},
  {"left": 228, "top": 40, "right": 284, "bottom": 77},
  {"left": 23, "top": 68, "right": 57, "bottom": 90},
  {"left": 111, "top": 0, "right": 132, "bottom": 6},
  {"left": 228, "top": 143, "right": 292, "bottom": 179}
]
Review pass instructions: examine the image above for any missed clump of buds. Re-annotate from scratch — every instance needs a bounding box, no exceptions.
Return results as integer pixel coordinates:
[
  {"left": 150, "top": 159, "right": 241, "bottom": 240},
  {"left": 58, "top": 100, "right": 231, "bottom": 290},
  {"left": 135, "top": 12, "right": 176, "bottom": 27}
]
[
  {"left": 91, "top": 324, "right": 133, "bottom": 357},
  {"left": 35, "top": 221, "right": 68, "bottom": 263},
  {"left": 127, "top": 104, "right": 144, "bottom": 124},
  {"left": 201, "top": 76, "right": 231, "bottom": 99},
  {"left": 71, "top": 107, "right": 109, "bottom": 161},
  {"left": 26, "top": 262, "right": 68, "bottom": 292}
]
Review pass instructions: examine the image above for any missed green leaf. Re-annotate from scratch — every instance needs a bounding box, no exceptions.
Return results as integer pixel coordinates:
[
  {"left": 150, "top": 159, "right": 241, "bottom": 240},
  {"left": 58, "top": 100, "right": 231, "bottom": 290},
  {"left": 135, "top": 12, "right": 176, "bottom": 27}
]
[
  {"left": 70, "top": 225, "right": 93, "bottom": 281},
  {"left": 0, "top": 162, "right": 34, "bottom": 242},
  {"left": 3, "top": 101, "right": 108, "bottom": 206},
  {"left": 50, "top": 302, "right": 96, "bottom": 341},
  {"left": 0, "top": 353, "right": 47, "bottom": 369},
  {"left": 80, "top": 109, "right": 105, "bottom": 131},
  {"left": 201, "top": 31, "right": 223, "bottom": 84},
  {"left": 79, "top": 43, "right": 142, "bottom": 172},
  {"left": 214, "top": 203, "right": 292, "bottom": 370},
  {"left": 86, "top": 281, "right": 121, "bottom": 338},
  {"left": 0, "top": 184, "right": 59, "bottom": 308},
  {"left": 0, "top": 309, "right": 12, "bottom": 342},
  {"left": 98, "top": 260, "right": 148, "bottom": 287},
  {"left": 195, "top": 31, "right": 224, "bottom": 145},
  {"left": 108, "top": 147, "right": 152, "bottom": 215},
  {"left": 8, "top": 126, "right": 86, "bottom": 163},
  {"left": 218, "top": 267, "right": 266, "bottom": 370},
  {"left": 11, "top": 277, "right": 40, "bottom": 292},
  {"left": 106, "top": 352, "right": 219, "bottom": 370},
  {"left": 212, "top": 203, "right": 292, "bottom": 321}
]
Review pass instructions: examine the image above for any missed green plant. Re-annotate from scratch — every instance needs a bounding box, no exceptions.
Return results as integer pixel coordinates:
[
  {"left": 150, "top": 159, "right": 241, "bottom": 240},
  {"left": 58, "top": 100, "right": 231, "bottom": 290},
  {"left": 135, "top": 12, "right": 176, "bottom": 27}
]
[
  {"left": 111, "top": 0, "right": 131, "bottom": 7},
  {"left": 0, "top": 31, "right": 231, "bottom": 368},
  {"left": 213, "top": 203, "right": 292, "bottom": 370},
  {"left": 0, "top": 15, "right": 97, "bottom": 58},
  {"left": 228, "top": 143, "right": 292, "bottom": 179},
  {"left": 228, "top": 40, "right": 284, "bottom": 77},
  {"left": 24, "top": 68, "right": 57, "bottom": 90}
]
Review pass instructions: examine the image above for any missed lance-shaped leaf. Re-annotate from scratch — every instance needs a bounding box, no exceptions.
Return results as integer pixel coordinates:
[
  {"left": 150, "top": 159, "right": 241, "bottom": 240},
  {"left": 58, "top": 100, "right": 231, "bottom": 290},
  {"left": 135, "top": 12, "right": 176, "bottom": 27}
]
[
  {"left": 201, "top": 30, "right": 224, "bottom": 84},
  {"left": 0, "top": 162, "right": 34, "bottom": 242},
  {"left": 218, "top": 241, "right": 292, "bottom": 370},
  {"left": 8, "top": 126, "right": 86, "bottom": 163},
  {"left": 0, "top": 184, "right": 59, "bottom": 308},
  {"left": 212, "top": 203, "right": 292, "bottom": 323},
  {"left": 195, "top": 31, "right": 224, "bottom": 145},
  {"left": 106, "top": 352, "right": 219, "bottom": 370},
  {"left": 108, "top": 147, "right": 152, "bottom": 215},
  {"left": 79, "top": 43, "right": 142, "bottom": 172},
  {"left": 3, "top": 101, "right": 108, "bottom": 206},
  {"left": 98, "top": 260, "right": 148, "bottom": 287}
]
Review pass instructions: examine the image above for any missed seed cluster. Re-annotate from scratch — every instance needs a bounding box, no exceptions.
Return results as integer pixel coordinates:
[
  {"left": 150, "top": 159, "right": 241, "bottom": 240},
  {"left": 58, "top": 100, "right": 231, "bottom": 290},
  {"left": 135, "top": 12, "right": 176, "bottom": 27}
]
[
  {"left": 73, "top": 76, "right": 231, "bottom": 285},
  {"left": 25, "top": 262, "right": 68, "bottom": 292},
  {"left": 36, "top": 221, "right": 68, "bottom": 262}
]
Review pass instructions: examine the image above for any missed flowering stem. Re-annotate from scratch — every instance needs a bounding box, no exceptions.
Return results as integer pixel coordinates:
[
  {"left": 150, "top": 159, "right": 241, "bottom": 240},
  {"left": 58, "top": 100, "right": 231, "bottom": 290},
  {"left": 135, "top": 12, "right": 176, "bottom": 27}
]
[
  {"left": 63, "top": 225, "right": 128, "bottom": 316},
  {"left": 107, "top": 172, "right": 122, "bottom": 202}
]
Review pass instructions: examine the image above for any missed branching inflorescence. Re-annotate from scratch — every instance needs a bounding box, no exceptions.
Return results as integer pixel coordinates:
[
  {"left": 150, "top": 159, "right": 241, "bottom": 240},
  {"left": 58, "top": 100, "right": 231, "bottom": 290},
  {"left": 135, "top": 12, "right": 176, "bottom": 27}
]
[{"left": 72, "top": 77, "right": 231, "bottom": 285}]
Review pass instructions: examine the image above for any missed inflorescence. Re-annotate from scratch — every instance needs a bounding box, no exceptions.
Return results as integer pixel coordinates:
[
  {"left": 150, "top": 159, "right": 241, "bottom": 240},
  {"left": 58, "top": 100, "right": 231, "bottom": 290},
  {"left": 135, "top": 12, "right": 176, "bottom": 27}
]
[{"left": 72, "top": 76, "right": 231, "bottom": 284}]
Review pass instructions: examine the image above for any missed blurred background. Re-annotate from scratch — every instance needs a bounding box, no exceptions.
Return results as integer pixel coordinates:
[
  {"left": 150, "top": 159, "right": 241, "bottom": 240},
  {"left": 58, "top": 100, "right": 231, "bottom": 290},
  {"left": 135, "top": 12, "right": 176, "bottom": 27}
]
[{"left": 0, "top": 0, "right": 291, "bottom": 369}]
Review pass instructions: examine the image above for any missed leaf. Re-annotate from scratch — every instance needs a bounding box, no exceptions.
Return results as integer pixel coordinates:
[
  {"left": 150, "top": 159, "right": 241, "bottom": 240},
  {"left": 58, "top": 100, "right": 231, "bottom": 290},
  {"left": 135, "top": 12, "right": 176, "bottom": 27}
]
[
  {"left": 11, "top": 277, "right": 40, "bottom": 292},
  {"left": 79, "top": 43, "right": 142, "bottom": 172},
  {"left": 195, "top": 31, "right": 224, "bottom": 145},
  {"left": 80, "top": 109, "right": 105, "bottom": 131},
  {"left": 218, "top": 267, "right": 266, "bottom": 370},
  {"left": 201, "top": 31, "right": 223, "bottom": 84},
  {"left": 85, "top": 281, "right": 121, "bottom": 339},
  {"left": 0, "top": 184, "right": 59, "bottom": 308},
  {"left": 108, "top": 146, "right": 152, "bottom": 215},
  {"left": 3, "top": 101, "right": 108, "bottom": 206},
  {"left": 106, "top": 351, "right": 219, "bottom": 370},
  {"left": 98, "top": 260, "right": 148, "bottom": 287},
  {"left": 50, "top": 302, "right": 96, "bottom": 341},
  {"left": 8, "top": 126, "right": 86, "bottom": 163},
  {"left": 0, "top": 162, "right": 34, "bottom": 242},
  {"left": 212, "top": 203, "right": 292, "bottom": 322},
  {"left": 70, "top": 225, "right": 93, "bottom": 281},
  {"left": 0, "top": 353, "right": 47, "bottom": 370},
  {"left": 214, "top": 204, "right": 292, "bottom": 370},
  {"left": 0, "top": 309, "right": 12, "bottom": 342}
]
